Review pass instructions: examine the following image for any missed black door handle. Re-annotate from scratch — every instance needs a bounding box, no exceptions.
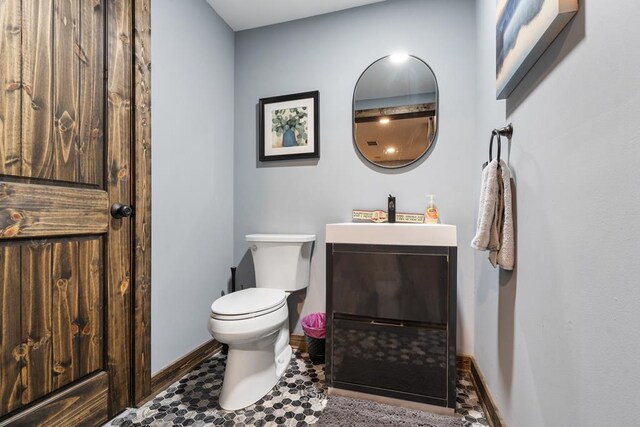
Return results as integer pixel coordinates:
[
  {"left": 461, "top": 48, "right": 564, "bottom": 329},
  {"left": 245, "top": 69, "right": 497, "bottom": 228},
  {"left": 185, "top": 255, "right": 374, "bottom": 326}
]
[{"left": 111, "top": 203, "right": 134, "bottom": 219}]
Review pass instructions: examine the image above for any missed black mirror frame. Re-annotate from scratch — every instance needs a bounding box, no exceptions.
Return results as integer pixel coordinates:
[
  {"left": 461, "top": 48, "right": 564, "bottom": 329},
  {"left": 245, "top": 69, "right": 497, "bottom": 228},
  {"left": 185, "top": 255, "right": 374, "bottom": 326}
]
[{"left": 352, "top": 55, "right": 440, "bottom": 169}]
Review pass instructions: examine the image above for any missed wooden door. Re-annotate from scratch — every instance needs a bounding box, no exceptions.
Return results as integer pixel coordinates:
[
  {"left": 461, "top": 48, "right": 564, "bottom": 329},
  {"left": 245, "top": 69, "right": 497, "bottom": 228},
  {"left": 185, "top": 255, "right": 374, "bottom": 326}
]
[{"left": 0, "top": 0, "right": 139, "bottom": 424}]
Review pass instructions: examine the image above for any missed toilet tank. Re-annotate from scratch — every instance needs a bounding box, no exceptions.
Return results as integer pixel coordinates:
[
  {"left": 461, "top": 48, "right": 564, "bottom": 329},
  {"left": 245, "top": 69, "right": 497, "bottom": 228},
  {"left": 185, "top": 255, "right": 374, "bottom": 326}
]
[{"left": 246, "top": 234, "right": 315, "bottom": 292}]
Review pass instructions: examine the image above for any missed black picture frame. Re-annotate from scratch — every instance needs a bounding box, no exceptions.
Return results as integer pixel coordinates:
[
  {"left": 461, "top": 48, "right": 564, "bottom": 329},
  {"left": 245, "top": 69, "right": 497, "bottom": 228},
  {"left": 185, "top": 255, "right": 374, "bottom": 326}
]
[{"left": 258, "top": 91, "right": 320, "bottom": 162}]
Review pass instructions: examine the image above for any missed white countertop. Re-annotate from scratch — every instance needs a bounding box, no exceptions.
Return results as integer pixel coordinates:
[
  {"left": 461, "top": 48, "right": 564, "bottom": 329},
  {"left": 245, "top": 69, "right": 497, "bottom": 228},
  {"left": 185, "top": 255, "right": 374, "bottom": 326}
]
[{"left": 326, "top": 222, "right": 457, "bottom": 247}]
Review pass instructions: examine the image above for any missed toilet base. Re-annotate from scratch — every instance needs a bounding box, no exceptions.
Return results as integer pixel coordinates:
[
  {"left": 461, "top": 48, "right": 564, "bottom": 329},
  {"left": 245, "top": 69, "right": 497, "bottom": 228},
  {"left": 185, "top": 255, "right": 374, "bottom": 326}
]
[
  {"left": 275, "top": 311, "right": 291, "bottom": 378},
  {"left": 218, "top": 332, "right": 291, "bottom": 410},
  {"left": 276, "top": 343, "right": 292, "bottom": 378}
]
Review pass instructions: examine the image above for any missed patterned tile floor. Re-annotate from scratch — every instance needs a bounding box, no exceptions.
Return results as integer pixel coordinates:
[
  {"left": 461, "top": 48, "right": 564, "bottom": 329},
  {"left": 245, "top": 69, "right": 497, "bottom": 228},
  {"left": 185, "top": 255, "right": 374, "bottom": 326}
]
[
  {"left": 456, "top": 370, "right": 489, "bottom": 426},
  {"left": 108, "top": 349, "right": 488, "bottom": 427}
]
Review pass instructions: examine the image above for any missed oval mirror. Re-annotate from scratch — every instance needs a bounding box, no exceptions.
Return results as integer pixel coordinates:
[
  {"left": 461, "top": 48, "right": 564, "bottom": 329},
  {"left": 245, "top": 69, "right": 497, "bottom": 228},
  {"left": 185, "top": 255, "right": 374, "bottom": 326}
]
[{"left": 353, "top": 55, "right": 438, "bottom": 168}]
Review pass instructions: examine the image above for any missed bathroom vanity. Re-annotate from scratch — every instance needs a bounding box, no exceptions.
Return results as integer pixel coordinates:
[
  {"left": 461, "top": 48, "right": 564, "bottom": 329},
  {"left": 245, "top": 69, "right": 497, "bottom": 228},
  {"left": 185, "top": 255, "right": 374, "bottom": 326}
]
[{"left": 325, "top": 223, "right": 457, "bottom": 412}]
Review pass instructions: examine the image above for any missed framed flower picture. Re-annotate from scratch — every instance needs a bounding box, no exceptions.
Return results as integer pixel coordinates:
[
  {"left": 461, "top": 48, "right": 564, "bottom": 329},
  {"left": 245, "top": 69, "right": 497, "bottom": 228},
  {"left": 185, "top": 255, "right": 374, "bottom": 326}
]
[{"left": 258, "top": 91, "right": 320, "bottom": 162}]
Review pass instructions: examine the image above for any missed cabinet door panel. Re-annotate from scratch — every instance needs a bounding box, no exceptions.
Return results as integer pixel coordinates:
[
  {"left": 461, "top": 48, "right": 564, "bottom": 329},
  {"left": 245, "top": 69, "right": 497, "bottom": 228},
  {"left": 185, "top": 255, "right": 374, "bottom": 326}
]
[
  {"left": 332, "top": 250, "right": 448, "bottom": 324},
  {"left": 332, "top": 317, "right": 448, "bottom": 401}
]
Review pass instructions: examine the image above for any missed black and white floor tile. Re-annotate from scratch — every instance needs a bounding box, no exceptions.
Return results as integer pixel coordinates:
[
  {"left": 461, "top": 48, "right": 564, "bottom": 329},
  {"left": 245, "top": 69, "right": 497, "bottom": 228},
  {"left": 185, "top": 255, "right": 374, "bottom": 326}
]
[
  {"left": 108, "top": 350, "right": 487, "bottom": 427},
  {"left": 456, "top": 370, "right": 489, "bottom": 426}
]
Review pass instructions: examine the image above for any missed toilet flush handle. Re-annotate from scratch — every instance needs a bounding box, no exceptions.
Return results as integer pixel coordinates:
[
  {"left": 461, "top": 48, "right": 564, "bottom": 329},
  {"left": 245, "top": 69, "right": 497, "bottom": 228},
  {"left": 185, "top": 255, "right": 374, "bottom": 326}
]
[{"left": 250, "top": 245, "right": 258, "bottom": 252}]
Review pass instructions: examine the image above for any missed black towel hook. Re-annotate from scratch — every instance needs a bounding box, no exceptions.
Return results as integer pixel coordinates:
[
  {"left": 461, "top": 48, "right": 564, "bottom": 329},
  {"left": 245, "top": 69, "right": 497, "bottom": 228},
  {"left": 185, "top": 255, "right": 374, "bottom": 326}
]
[
  {"left": 489, "top": 123, "right": 513, "bottom": 163},
  {"left": 495, "top": 123, "right": 513, "bottom": 139},
  {"left": 489, "top": 130, "right": 501, "bottom": 163}
]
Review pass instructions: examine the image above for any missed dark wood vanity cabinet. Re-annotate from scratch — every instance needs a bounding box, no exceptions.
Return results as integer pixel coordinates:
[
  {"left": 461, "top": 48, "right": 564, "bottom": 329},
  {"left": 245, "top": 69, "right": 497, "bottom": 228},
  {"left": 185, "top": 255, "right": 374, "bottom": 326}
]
[{"left": 326, "top": 243, "right": 457, "bottom": 409}]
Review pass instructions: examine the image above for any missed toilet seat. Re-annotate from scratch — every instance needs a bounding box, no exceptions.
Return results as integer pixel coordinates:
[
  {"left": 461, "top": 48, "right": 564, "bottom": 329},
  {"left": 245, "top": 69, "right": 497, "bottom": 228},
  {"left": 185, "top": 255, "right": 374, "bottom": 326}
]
[{"left": 211, "top": 288, "right": 287, "bottom": 321}]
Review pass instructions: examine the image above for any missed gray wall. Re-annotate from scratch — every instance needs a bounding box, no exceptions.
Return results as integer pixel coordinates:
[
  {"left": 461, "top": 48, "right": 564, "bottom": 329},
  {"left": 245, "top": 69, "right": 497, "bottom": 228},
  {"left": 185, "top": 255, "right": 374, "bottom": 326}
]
[
  {"left": 474, "top": 0, "right": 640, "bottom": 425},
  {"left": 233, "top": 0, "right": 478, "bottom": 353},
  {"left": 151, "top": 0, "right": 235, "bottom": 374}
]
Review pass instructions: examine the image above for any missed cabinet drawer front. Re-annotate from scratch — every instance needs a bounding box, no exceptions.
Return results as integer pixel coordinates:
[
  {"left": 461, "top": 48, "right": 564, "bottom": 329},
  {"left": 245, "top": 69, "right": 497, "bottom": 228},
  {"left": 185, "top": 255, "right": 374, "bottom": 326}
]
[
  {"left": 331, "top": 317, "right": 449, "bottom": 400},
  {"left": 331, "top": 249, "right": 448, "bottom": 324}
]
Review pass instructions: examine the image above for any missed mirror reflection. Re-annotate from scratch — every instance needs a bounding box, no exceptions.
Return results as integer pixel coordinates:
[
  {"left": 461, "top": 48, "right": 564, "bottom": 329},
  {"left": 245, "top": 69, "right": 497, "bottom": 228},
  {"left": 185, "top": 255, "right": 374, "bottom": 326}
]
[{"left": 353, "top": 54, "right": 438, "bottom": 168}]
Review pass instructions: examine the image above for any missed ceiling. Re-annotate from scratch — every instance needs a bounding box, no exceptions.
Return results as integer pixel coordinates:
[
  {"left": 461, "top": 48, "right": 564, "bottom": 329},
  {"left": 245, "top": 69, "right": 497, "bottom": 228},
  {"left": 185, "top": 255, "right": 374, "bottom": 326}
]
[
  {"left": 355, "top": 117, "right": 434, "bottom": 165},
  {"left": 206, "top": 0, "right": 387, "bottom": 31}
]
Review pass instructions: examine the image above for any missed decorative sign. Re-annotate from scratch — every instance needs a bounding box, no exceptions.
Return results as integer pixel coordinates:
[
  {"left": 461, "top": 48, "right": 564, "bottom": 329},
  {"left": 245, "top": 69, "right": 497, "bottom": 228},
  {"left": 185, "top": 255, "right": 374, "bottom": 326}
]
[
  {"left": 396, "top": 213, "right": 426, "bottom": 223},
  {"left": 352, "top": 210, "right": 425, "bottom": 224}
]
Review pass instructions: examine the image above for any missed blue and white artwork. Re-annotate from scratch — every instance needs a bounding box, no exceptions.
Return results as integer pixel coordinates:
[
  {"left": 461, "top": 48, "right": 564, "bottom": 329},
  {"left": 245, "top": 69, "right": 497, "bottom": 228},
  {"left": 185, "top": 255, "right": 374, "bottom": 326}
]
[
  {"left": 496, "top": 0, "right": 579, "bottom": 99},
  {"left": 259, "top": 91, "right": 319, "bottom": 161},
  {"left": 271, "top": 107, "right": 309, "bottom": 148}
]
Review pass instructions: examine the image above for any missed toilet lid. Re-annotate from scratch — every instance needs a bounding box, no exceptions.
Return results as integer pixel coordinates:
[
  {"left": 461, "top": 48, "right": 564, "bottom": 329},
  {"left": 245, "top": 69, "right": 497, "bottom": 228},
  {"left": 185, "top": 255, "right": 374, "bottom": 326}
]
[{"left": 210, "top": 288, "right": 286, "bottom": 317}]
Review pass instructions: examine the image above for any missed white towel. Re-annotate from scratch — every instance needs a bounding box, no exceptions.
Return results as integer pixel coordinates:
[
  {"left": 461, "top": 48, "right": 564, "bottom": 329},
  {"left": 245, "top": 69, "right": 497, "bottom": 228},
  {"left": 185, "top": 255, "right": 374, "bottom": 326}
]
[
  {"left": 497, "top": 160, "right": 514, "bottom": 270},
  {"left": 488, "top": 163, "right": 504, "bottom": 267},
  {"left": 471, "top": 160, "right": 499, "bottom": 250},
  {"left": 471, "top": 159, "right": 515, "bottom": 270}
]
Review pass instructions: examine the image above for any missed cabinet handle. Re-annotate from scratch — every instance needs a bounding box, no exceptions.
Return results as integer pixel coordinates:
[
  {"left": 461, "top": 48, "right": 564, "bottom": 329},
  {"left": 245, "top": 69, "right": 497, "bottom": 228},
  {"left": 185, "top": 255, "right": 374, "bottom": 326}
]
[{"left": 370, "top": 319, "right": 404, "bottom": 327}]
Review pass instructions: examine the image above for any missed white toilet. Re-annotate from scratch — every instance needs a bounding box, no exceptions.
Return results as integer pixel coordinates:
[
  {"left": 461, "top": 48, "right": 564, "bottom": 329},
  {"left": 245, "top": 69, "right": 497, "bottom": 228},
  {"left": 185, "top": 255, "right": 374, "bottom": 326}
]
[{"left": 208, "top": 233, "right": 315, "bottom": 410}]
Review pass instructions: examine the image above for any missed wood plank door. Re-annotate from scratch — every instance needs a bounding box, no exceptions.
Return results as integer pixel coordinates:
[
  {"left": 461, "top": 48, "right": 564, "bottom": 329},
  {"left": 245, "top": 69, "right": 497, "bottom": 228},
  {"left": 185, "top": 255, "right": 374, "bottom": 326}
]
[{"left": 0, "top": 0, "right": 139, "bottom": 424}]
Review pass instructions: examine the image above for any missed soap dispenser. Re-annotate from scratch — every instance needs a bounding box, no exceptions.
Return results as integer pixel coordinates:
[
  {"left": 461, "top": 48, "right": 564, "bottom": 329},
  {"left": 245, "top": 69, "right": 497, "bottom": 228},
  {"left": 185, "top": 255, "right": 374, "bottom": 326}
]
[
  {"left": 388, "top": 195, "right": 396, "bottom": 223},
  {"left": 425, "top": 195, "right": 439, "bottom": 224}
]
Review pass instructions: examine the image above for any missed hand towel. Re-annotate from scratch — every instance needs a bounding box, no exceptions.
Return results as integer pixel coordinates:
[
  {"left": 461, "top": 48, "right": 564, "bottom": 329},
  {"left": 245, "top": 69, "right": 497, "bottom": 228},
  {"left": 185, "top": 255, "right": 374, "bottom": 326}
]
[
  {"left": 497, "top": 160, "right": 514, "bottom": 270},
  {"left": 472, "top": 159, "right": 515, "bottom": 270},
  {"left": 471, "top": 159, "right": 499, "bottom": 250},
  {"left": 488, "top": 163, "right": 504, "bottom": 267}
]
